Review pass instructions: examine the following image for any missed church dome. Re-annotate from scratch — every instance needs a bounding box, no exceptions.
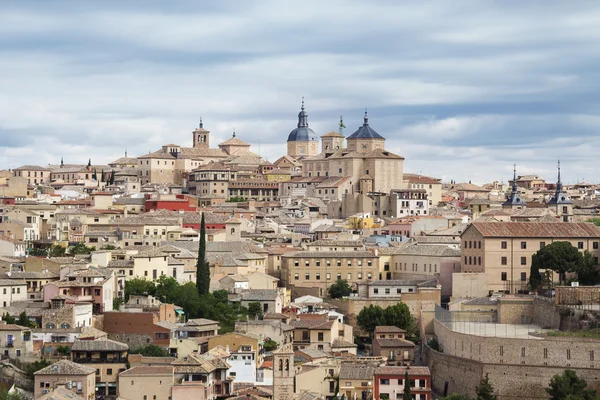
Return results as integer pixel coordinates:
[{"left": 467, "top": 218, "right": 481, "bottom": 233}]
[{"left": 287, "top": 101, "right": 318, "bottom": 142}]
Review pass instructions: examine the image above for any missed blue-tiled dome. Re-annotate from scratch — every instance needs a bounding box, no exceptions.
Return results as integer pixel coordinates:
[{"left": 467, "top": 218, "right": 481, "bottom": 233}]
[
  {"left": 287, "top": 102, "right": 318, "bottom": 142},
  {"left": 347, "top": 111, "right": 385, "bottom": 140}
]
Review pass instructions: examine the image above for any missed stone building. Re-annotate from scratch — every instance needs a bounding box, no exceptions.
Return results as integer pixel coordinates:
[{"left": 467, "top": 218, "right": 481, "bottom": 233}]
[
  {"left": 34, "top": 360, "right": 96, "bottom": 400},
  {"left": 286, "top": 101, "right": 319, "bottom": 159},
  {"left": 272, "top": 346, "right": 295, "bottom": 400},
  {"left": 459, "top": 221, "right": 600, "bottom": 294}
]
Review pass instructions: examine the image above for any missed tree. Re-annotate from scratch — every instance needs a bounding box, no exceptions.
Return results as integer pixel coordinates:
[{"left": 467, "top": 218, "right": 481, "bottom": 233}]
[
  {"left": 175, "top": 282, "right": 202, "bottom": 317},
  {"left": 248, "top": 302, "right": 263, "bottom": 319},
  {"left": 101, "top": 244, "right": 118, "bottom": 250},
  {"left": 124, "top": 278, "right": 156, "bottom": 301},
  {"left": 48, "top": 245, "right": 66, "bottom": 257},
  {"left": 113, "top": 298, "right": 123, "bottom": 311},
  {"left": 130, "top": 344, "right": 169, "bottom": 357},
  {"left": 403, "top": 371, "right": 411, "bottom": 400},
  {"left": 441, "top": 395, "right": 473, "bottom": 400},
  {"left": 383, "top": 303, "right": 416, "bottom": 340},
  {"left": 196, "top": 213, "right": 210, "bottom": 295},
  {"left": 475, "top": 374, "right": 497, "bottom": 400},
  {"left": 25, "top": 359, "right": 51, "bottom": 378},
  {"left": 264, "top": 339, "right": 279, "bottom": 351},
  {"left": 579, "top": 251, "right": 600, "bottom": 285},
  {"left": 0, "top": 389, "right": 22, "bottom": 400},
  {"left": 536, "top": 241, "right": 583, "bottom": 284},
  {"left": 328, "top": 278, "right": 352, "bottom": 299},
  {"left": 109, "top": 170, "right": 116, "bottom": 185},
  {"left": 154, "top": 276, "right": 179, "bottom": 304},
  {"left": 101, "top": 169, "right": 105, "bottom": 182},
  {"left": 546, "top": 369, "right": 598, "bottom": 400},
  {"left": 2, "top": 312, "right": 15, "bottom": 324},
  {"left": 69, "top": 242, "right": 95, "bottom": 254},
  {"left": 17, "top": 312, "right": 36, "bottom": 328},
  {"left": 56, "top": 345, "right": 70, "bottom": 356},
  {"left": 92, "top": 169, "right": 97, "bottom": 181},
  {"left": 28, "top": 247, "right": 48, "bottom": 256},
  {"left": 586, "top": 218, "right": 600, "bottom": 227},
  {"left": 356, "top": 303, "right": 417, "bottom": 340},
  {"left": 529, "top": 253, "right": 543, "bottom": 292}
]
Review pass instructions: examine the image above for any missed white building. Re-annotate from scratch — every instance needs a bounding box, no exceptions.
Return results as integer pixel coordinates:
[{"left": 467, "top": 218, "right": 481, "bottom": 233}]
[
  {"left": 227, "top": 347, "right": 257, "bottom": 384},
  {"left": 0, "top": 280, "right": 27, "bottom": 308},
  {"left": 391, "top": 189, "right": 430, "bottom": 217}
]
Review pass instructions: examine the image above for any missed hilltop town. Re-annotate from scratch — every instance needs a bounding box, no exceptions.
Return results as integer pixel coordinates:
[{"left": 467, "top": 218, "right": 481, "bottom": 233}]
[{"left": 0, "top": 105, "right": 599, "bottom": 400}]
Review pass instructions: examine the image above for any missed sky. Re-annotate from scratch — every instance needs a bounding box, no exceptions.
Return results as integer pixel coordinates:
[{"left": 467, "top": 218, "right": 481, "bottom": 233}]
[{"left": 1, "top": 1, "right": 599, "bottom": 184}]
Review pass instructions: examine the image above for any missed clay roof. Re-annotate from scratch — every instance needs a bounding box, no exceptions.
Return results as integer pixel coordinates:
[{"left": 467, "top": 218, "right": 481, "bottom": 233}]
[
  {"left": 468, "top": 221, "right": 600, "bottom": 238},
  {"left": 119, "top": 366, "right": 174, "bottom": 376},
  {"left": 71, "top": 338, "right": 128, "bottom": 352},
  {"left": 404, "top": 174, "right": 441, "bottom": 185},
  {"left": 339, "top": 363, "right": 377, "bottom": 380},
  {"left": 289, "top": 319, "right": 334, "bottom": 330},
  {"left": 35, "top": 360, "right": 96, "bottom": 376},
  {"left": 374, "top": 326, "right": 406, "bottom": 334},
  {"left": 375, "top": 366, "right": 430, "bottom": 376},
  {"left": 373, "top": 338, "right": 415, "bottom": 348}
]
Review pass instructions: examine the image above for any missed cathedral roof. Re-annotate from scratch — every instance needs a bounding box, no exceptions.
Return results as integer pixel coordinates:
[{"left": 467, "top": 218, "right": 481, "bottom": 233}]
[
  {"left": 287, "top": 101, "right": 318, "bottom": 142},
  {"left": 347, "top": 111, "right": 385, "bottom": 140}
]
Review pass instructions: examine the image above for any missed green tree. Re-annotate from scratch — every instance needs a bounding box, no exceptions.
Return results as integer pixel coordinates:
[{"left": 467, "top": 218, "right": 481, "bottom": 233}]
[
  {"left": 25, "top": 359, "right": 52, "bottom": 378},
  {"left": 213, "top": 289, "right": 229, "bottom": 304},
  {"left": 48, "top": 245, "right": 66, "bottom": 257},
  {"left": 579, "top": 251, "right": 600, "bottom": 285},
  {"left": 536, "top": 241, "right": 583, "bottom": 284},
  {"left": 586, "top": 218, "right": 600, "bottom": 227},
  {"left": 109, "top": 170, "right": 116, "bottom": 185},
  {"left": 196, "top": 213, "right": 210, "bottom": 295},
  {"left": 92, "top": 169, "right": 97, "bottom": 181},
  {"left": 441, "top": 395, "right": 473, "bottom": 400},
  {"left": 29, "top": 247, "right": 48, "bottom": 256},
  {"left": 175, "top": 282, "right": 202, "bottom": 317},
  {"left": 0, "top": 389, "right": 23, "bottom": 400},
  {"left": 383, "top": 303, "right": 416, "bottom": 340},
  {"left": 248, "top": 302, "right": 263, "bottom": 319},
  {"left": 69, "top": 242, "right": 95, "bottom": 254},
  {"left": 101, "top": 169, "right": 105, "bottom": 182},
  {"left": 113, "top": 298, "right": 123, "bottom": 311},
  {"left": 101, "top": 244, "right": 118, "bottom": 250},
  {"left": 529, "top": 253, "right": 543, "bottom": 292},
  {"left": 403, "top": 371, "right": 411, "bottom": 400},
  {"left": 264, "top": 339, "right": 279, "bottom": 351},
  {"left": 2, "top": 313, "right": 15, "bottom": 324},
  {"left": 356, "top": 305, "right": 386, "bottom": 335},
  {"left": 56, "top": 345, "right": 70, "bottom": 356},
  {"left": 17, "top": 311, "right": 36, "bottom": 328},
  {"left": 124, "top": 278, "right": 156, "bottom": 301},
  {"left": 155, "top": 275, "right": 179, "bottom": 304},
  {"left": 130, "top": 344, "right": 169, "bottom": 357},
  {"left": 475, "top": 373, "right": 497, "bottom": 400},
  {"left": 546, "top": 369, "right": 598, "bottom": 400},
  {"left": 328, "top": 279, "right": 352, "bottom": 299}
]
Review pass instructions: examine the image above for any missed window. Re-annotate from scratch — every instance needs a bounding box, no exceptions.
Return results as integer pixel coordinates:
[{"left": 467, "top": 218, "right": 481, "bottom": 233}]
[
  {"left": 380, "top": 379, "right": 390, "bottom": 385},
  {"left": 590, "top": 351, "right": 594, "bottom": 361},
  {"left": 315, "top": 273, "right": 320, "bottom": 280},
  {"left": 521, "top": 347, "right": 525, "bottom": 357},
  {"left": 521, "top": 241, "right": 527, "bottom": 249},
  {"left": 544, "top": 348, "right": 548, "bottom": 359},
  {"left": 305, "top": 273, "right": 310, "bottom": 280},
  {"left": 501, "top": 272, "right": 507, "bottom": 281},
  {"left": 594, "top": 242, "right": 599, "bottom": 250},
  {"left": 294, "top": 273, "right": 299, "bottom": 280},
  {"left": 521, "top": 272, "right": 527, "bottom": 281},
  {"left": 374, "top": 288, "right": 379, "bottom": 294},
  {"left": 501, "top": 241, "right": 507, "bottom": 249},
  {"left": 567, "top": 349, "right": 571, "bottom": 360},
  {"left": 107, "top": 368, "right": 113, "bottom": 375},
  {"left": 500, "top": 345, "right": 504, "bottom": 356},
  {"left": 318, "top": 332, "right": 324, "bottom": 341},
  {"left": 578, "top": 242, "right": 584, "bottom": 249},
  {"left": 520, "top": 257, "right": 527, "bottom": 265},
  {"left": 501, "top": 257, "right": 507, "bottom": 265}
]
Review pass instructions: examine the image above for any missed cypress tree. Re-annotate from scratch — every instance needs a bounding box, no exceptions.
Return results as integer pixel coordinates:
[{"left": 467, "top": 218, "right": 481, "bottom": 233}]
[
  {"left": 403, "top": 371, "right": 411, "bottom": 400},
  {"left": 196, "top": 213, "right": 210, "bottom": 295}
]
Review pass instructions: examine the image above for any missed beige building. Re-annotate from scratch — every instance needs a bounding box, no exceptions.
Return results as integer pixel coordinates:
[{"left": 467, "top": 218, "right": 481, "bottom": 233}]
[
  {"left": 302, "top": 112, "right": 405, "bottom": 197},
  {"left": 0, "top": 321, "right": 33, "bottom": 359},
  {"left": 34, "top": 359, "right": 96, "bottom": 400},
  {"left": 71, "top": 338, "right": 128, "bottom": 398},
  {"left": 0, "top": 171, "right": 28, "bottom": 198},
  {"left": 404, "top": 174, "right": 443, "bottom": 207},
  {"left": 0, "top": 279, "right": 28, "bottom": 308},
  {"left": 118, "top": 366, "right": 174, "bottom": 400},
  {"left": 286, "top": 102, "right": 320, "bottom": 159},
  {"left": 460, "top": 221, "right": 600, "bottom": 294},
  {"left": 12, "top": 165, "right": 52, "bottom": 186},
  {"left": 290, "top": 315, "right": 354, "bottom": 352},
  {"left": 281, "top": 250, "right": 379, "bottom": 297}
]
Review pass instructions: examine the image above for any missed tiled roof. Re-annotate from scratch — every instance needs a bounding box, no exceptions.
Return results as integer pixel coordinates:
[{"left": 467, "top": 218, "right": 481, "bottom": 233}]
[
  {"left": 469, "top": 221, "right": 600, "bottom": 238},
  {"left": 35, "top": 360, "right": 96, "bottom": 376},
  {"left": 9, "top": 271, "right": 59, "bottom": 279},
  {"left": 373, "top": 338, "right": 415, "bottom": 348},
  {"left": 0, "top": 279, "right": 27, "bottom": 286},
  {"left": 239, "top": 289, "right": 279, "bottom": 301},
  {"left": 289, "top": 319, "right": 334, "bottom": 330},
  {"left": 375, "top": 366, "right": 430, "bottom": 376},
  {"left": 13, "top": 165, "right": 51, "bottom": 171},
  {"left": 332, "top": 338, "right": 357, "bottom": 348},
  {"left": 71, "top": 338, "right": 128, "bottom": 352},
  {"left": 0, "top": 322, "right": 30, "bottom": 331},
  {"left": 374, "top": 326, "right": 406, "bottom": 334},
  {"left": 119, "top": 366, "right": 173, "bottom": 376},
  {"left": 404, "top": 174, "right": 441, "bottom": 185},
  {"left": 309, "top": 240, "right": 363, "bottom": 247},
  {"left": 339, "top": 363, "right": 377, "bottom": 380}
]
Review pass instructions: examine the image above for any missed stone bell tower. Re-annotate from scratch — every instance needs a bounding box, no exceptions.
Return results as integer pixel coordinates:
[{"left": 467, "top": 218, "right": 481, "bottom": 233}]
[
  {"left": 193, "top": 118, "right": 210, "bottom": 149},
  {"left": 272, "top": 345, "right": 295, "bottom": 400}
]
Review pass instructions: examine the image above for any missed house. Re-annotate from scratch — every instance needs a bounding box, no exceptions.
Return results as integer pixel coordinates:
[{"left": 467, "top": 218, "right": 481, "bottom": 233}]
[
  {"left": 34, "top": 360, "right": 96, "bottom": 400},
  {"left": 8, "top": 270, "right": 59, "bottom": 301},
  {"left": 0, "top": 236, "right": 25, "bottom": 257},
  {"left": 118, "top": 366, "right": 175, "bottom": 400},
  {"left": 43, "top": 268, "right": 115, "bottom": 314},
  {"left": 338, "top": 361, "right": 380, "bottom": 400},
  {"left": 0, "top": 321, "right": 33, "bottom": 359},
  {"left": 70, "top": 338, "right": 128, "bottom": 398},
  {"left": 208, "top": 332, "right": 264, "bottom": 384},
  {"left": 0, "top": 279, "right": 27, "bottom": 308},
  {"left": 171, "top": 352, "right": 234, "bottom": 400},
  {"left": 168, "top": 318, "right": 220, "bottom": 358},
  {"left": 102, "top": 311, "right": 176, "bottom": 349},
  {"left": 234, "top": 319, "right": 294, "bottom": 346},
  {"left": 372, "top": 337, "right": 415, "bottom": 365},
  {"left": 374, "top": 366, "right": 432, "bottom": 400},
  {"left": 237, "top": 290, "right": 283, "bottom": 314},
  {"left": 289, "top": 315, "right": 353, "bottom": 352}
]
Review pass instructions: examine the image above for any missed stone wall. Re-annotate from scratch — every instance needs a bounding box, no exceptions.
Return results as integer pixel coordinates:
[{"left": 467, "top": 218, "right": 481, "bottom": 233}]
[
  {"left": 425, "top": 344, "right": 600, "bottom": 400},
  {"left": 107, "top": 333, "right": 154, "bottom": 351},
  {"left": 532, "top": 297, "right": 561, "bottom": 329},
  {"left": 556, "top": 286, "right": 600, "bottom": 305},
  {"left": 498, "top": 297, "right": 533, "bottom": 324}
]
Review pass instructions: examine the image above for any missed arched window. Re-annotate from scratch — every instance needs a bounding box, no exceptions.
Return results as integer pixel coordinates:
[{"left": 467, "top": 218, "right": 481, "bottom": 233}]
[
  {"left": 46, "top": 323, "right": 56, "bottom": 329},
  {"left": 231, "top": 228, "right": 235, "bottom": 235},
  {"left": 61, "top": 323, "right": 70, "bottom": 329},
  {"left": 279, "top": 359, "right": 283, "bottom": 371},
  {"left": 285, "top": 359, "right": 289, "bottom": 371}
]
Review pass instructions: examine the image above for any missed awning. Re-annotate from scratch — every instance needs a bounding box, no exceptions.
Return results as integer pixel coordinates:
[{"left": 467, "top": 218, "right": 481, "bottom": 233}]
[{"left": 175, "top": 309, "right": 185, "bottom": 315}]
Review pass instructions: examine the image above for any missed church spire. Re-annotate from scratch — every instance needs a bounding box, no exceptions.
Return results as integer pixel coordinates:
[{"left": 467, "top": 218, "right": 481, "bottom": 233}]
[
  {"left": 199, "top": 117, "right": 203, "bottom": 129},
  {"left": 363, "top": 108, "right": 369, "bottom": 126},
  {"left": 502, "top": 163, "right": 526, "bottom": 209},
  {"left": 297, "top": 97, "right": 308, "bottom": 128},
  {"left": 512, "top": 163, "right": 518, "bottom": 192},
  {"left": 233, "top": 128, "right": 236, "bottom": 138},
  {"left": 556, "top": 159, "right": 562, "bottom": 191}
]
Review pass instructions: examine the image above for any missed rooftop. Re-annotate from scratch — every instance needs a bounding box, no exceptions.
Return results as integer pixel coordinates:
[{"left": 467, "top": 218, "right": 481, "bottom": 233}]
[{"left": 35, "top": 360, "right": 96, "bottom": 376}]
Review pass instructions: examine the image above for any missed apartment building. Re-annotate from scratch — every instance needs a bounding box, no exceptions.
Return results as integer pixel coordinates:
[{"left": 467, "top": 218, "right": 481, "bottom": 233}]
[
  {"left": 374, "top": 366, "right": 432, "bottom": 400},
  {"left": 460, "top": 221, "right": 600, "bottom": 293},
  {"left": 289, "top": 315, "right": 353, "bottom": 352},
  {"left": 34, "top": 360, "right": 96, "bottom": 400},
  {"left": 0, "top": 321, "right": 33, "bottom": 359}
]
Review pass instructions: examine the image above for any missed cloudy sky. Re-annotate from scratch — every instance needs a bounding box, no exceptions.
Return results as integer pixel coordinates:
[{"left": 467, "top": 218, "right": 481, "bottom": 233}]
[{"left": 1, "top": 1, "right": 599, "bottom": 184}]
